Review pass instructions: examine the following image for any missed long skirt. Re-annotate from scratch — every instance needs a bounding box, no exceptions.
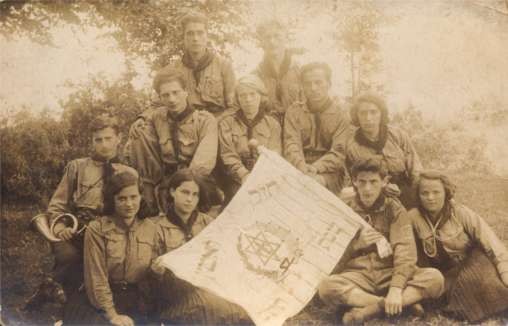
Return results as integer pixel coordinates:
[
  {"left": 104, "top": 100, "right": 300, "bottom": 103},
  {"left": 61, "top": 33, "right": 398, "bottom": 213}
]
[
  {"left": 444, "top": 247, "right": 508, "bottom": 322},
  {"left": 63, "top": 285, "right": 158, "bottom": 325},
  {"left": 158, "top": 271, "right": 253, "bottom": 325}
]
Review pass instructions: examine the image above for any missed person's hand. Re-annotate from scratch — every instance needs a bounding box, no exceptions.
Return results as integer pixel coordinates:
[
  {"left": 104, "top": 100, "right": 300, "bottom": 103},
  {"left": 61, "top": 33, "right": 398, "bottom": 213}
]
[
  {"left": 501, "top": 272, "right": 508, "bottom": 287},
  {"left": 385, "top": 287, "right": 403, "bottom": 316},
  {"left": 129, "top": 118, "right": 146, "bottom": 139},
  {"left": 109, "top": 314, "right": 134, "bottom": 326},
  {"left": 151, "top": 256, "right": 166, "bottom": 276},
  {"left": 57, "top": 227, "right": 75, "bottom": 241},
  {"left": 352, "top": 227, "right": 384, "bottom": 252},
  {"left": 384, "top": 183, "right": 401, "bottom": 198}
]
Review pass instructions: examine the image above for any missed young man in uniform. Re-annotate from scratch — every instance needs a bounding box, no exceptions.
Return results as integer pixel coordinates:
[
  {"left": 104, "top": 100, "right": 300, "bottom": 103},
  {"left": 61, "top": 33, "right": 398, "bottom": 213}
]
[
  {"left": 26, "top": 115, "right": 137, "bottom": 308},
  {"left": 127, "top": 68, "right": 218, "bottom": 215},
  {"left": 318, "top": 158, "right": 444, "bottom": 323},
  {"left": 284, "top": 62, "right": 350, "bottom": 195}
]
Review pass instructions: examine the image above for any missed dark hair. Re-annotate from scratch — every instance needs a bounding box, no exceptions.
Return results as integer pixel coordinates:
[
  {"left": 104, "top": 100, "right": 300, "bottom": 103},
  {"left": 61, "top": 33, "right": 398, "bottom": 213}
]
[
  {"left": 351, "top": 157, "right": 388, "bottom": 179},
  {"left": 158, "top": 169, "right": 217, "bottom": 214},
  {"left": 415, "top": 170, "right": 456, "bottom": 208},
  {"left": 180, "top": 11, "right": 208, "bottom": 32},
  {"left": 350, "top": 92, "right": 389, "bottom": 127},
  {"left": 300, "top": 62, "right": 332, "bottom": 84},
  {"left": 152, "top": 68, "right": 187, "bottom": 94},
  {"left": 103, "top": 171, "right": 140, "bottom": 215},
  {"left": 89, "top": 114, "right": 120, "bottom": 135}
]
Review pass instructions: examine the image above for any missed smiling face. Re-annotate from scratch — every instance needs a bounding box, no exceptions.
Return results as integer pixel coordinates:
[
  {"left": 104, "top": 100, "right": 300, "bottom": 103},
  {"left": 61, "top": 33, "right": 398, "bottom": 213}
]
[
  {"left": 301, "top": 68, "right": 330, "bottom": 106},
  {"left": 159, "top": 80, "right": 188, "bottom": 115},
  {"left": 170, "top": 180, "right": 200, "bottom": 217},
  {"left": 114, "top": 185, "right": 141, "bottom": 220},
  {"left": 183, "top": 22, "right": 208, "bottom": 57},
  {"left": 237, "top": 84, "right": 261, "bottom": 119},
  {"left": 91, "top": 127, "right": 120, "bottom": 160},
  {"left": 357, "top": 102, "right": 381, "bottom": 139},
  {"left": 419, "top": 178, "right": 446, "bottom": 216},
  {"left": 353, "top": 171, "right": 388, "bottom": 208}
]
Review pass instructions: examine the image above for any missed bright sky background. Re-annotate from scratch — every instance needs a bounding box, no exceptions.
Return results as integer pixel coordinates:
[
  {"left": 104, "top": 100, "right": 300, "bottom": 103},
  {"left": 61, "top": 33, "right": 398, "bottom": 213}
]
[{"left": 1, "top": 1, "right": 507, "bottom": 120}]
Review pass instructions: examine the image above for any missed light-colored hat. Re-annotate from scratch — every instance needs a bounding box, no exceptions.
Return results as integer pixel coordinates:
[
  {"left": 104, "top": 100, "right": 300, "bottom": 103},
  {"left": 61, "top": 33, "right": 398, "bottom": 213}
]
[{"left": 236, "top": 74, "right": 267, "bottom": 96}]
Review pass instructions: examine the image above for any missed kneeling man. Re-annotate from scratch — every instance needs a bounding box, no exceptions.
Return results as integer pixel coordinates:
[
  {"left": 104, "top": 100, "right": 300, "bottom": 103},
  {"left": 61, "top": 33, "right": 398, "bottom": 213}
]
[{"left": 318, "top": 158, "right": 444, "bottom": 323}]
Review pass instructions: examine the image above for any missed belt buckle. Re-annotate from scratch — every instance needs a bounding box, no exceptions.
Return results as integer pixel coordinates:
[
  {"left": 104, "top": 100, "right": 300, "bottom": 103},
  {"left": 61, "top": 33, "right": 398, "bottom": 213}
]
[{"left": 118, "top": 281, "right": 129, "bottom": 290}]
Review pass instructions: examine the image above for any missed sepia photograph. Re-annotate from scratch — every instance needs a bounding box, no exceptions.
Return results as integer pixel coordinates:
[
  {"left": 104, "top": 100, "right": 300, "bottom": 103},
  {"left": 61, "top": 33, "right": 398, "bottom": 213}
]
[{"left": 1, "top": 0, "right": 508, "bottom": 325}]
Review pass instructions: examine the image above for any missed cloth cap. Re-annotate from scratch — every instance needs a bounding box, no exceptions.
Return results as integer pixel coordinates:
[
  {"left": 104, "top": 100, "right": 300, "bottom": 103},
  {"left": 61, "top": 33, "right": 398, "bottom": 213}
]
[{"left": 236, "top": 74, "right": 267, "bottom": 96}]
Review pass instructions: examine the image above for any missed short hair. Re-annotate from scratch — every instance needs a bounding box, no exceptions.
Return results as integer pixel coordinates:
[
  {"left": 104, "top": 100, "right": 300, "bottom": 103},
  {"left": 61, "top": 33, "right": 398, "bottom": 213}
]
[
  {"left": 180, "top": 11, "right": 208, "bottom": 32},
  {"left": 351, "top": 158, "right": 388, "bottom": 179},
  {"left": 415, "top": 170, "right": 456, "bottom": 207},
  {"left": 157, "top": 168, "right": 219, "bottom": 214},
  {"left": 152, "top": 68, "right": 187, "bottom": 94},
  {"left": 103, "top": 171, "right": 140, "bottom": 215},
  {"left": 300, "top": 62, "right": 332, "bottom": 84},
  {"left": 350, "top": 92, "right": 389, "bottom": 127},
  {"left": 88, "top": 114, "right": 120, "bottom": 135}
]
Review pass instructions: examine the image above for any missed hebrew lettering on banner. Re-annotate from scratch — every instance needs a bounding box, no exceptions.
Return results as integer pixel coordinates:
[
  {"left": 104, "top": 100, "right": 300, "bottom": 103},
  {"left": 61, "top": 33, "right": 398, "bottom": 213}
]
[{"left": 160, "top": 146, "right": 364, "bottom": 326}]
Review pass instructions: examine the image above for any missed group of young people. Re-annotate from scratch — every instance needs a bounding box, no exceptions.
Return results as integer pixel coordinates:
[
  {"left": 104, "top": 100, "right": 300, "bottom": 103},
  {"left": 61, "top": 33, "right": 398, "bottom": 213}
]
[{"left": 28, "top": 10, "right": 508, "bottom": 326}]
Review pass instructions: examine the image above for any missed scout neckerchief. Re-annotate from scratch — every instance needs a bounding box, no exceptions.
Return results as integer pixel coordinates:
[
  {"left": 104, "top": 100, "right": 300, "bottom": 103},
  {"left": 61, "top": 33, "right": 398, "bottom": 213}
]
[
  {"left": 308, "top": 97, "right": 332, "bottom": 149},
  {"left": 355, "top": 123, "right": 389, "bottom": 154},
  {"left": 258, "top": 50, "right": 291, "bottom": 102},
  {"left": 166, "top": 204, "right": 199, "bottom": 241},
  {"left": 236, "top": 104, "right": 266, "bottom": 142},
  {"left": 182, "top": 49, "right": 214, "bottom": 85},
  {"left": 168, "top": 106, "right": 194, "bottom": 164},
  {"left": 356, "top": 193, "right": 386, "bottom": 226},
  {"left": 90, "top": 154, "right": 120, "bottom": 201},
  {"left": 419, "top": 202, "right": 454, "bottom": 268}
]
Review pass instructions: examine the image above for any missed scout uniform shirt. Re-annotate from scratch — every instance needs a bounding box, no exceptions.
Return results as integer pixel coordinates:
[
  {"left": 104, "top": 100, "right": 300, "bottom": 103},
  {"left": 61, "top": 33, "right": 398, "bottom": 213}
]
[
  {"left": 219, "top": 110, "right": 282, "bottom": 184},
  {"left": 284, "top": 97, "right": 350, "bottom": 193},
  {"left": 84, "top": 216, "right": 159, "bottom": 315},
  {"left": 162, "top": 51, "right": 236, "bottom": 118},
  {"left": 346, "top": 126, "right": 422, "bottom": 206},
  {"left": 47, "top": 157, "right": 138, "bottom": 224},
  {"left": 410, "top": 203, "right": 508, "bottom": 275},
  {"left": 345, "top": 195, "right": 417, "bottom": 289},
  {"left": 129, "top": 107, "right": 218, "bottom": 191}
]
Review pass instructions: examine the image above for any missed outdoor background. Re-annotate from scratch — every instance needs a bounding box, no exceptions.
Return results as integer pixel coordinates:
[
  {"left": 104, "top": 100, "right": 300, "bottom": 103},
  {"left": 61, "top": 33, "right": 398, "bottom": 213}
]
[{"left": 1, "top": 0, "right": 508, "bottom": 325}]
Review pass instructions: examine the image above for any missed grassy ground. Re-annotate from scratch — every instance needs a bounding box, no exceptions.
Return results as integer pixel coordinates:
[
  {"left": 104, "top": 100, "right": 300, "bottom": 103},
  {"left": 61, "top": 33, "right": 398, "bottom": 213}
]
[{"left": 2, "top": 174, "right": 508, "bottom": 325}]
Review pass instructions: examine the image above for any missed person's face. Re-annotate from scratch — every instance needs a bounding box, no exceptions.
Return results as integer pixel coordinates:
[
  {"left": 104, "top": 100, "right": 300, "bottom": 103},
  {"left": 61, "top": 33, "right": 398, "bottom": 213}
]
[
  {"left": 114, "top": 185, "right": 141, "bottom": 220},
  {"left": 92, "top": 127, "right": 120, "bottom": 160},
  {"left": 183, "top": 22, "right": 208, "bottom": 56},
  {"left": 419, "top": 179, "right": 446, "bottom": 216},
  {"left": 159, "top": 81, "right": 188, "bottom": 115},
  {"left": 302, "top": 68, "right": 330, "bottom": 105},
  {"left": 237, "top": 85, "right": 261, "bottom": 119},
  {"left": 261, "top": 29, "right": 286, "bottom": 55},
  {"left": 353, "top": 171, "right": 388, "bottom": 208},
  {"left": 357, "top": 102, "right": 381, "bottom": 137},
  {"left": 171, "top": 181, "right": 200, "bottom": 216}
]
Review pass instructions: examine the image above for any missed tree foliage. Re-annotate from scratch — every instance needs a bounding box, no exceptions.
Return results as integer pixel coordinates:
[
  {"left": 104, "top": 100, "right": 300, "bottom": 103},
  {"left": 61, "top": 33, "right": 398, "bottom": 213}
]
[{"left": 0, "top": 0, "right": 251, "bottom": 69}]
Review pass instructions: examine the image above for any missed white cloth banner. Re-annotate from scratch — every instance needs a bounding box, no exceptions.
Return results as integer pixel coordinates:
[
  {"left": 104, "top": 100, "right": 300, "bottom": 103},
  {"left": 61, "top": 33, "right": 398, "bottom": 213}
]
[{"left": 160, "top": 147, "right": 364, "bottom": 326}]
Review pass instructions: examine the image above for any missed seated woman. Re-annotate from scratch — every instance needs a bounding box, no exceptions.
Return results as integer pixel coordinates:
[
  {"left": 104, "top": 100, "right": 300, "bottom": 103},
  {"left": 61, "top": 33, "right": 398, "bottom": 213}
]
[
  {"left": 409, "top": 170, "right": 508, "bottom": 322},
  {"left": 152, "top": 169, "right": 252, "bottom": 325},
  {"left": 345, "top": 93, "right": 422, "bottom": 207},
  {"left": 219, "top": 74, "right": 282, "bottom": 201},
  {"left": 63, "top": 170, "right": 159, "bottom": 325}
]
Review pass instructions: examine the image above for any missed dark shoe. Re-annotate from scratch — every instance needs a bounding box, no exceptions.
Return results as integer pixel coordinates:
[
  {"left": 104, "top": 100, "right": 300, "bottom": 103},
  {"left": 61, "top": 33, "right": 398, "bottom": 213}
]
[{"left": 23, "top": 277, "right": 66, "bottom": 311}]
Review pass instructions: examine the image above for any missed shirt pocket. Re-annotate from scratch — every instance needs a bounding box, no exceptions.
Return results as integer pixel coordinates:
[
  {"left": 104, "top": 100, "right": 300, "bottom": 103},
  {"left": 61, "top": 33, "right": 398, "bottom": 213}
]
[
  {"left": 202, "top": 75, "right": 224, "bottom": 102},
  {"left": 105, "top": 232, "right": 125, "bottom": 260},
  {"left": 178, "top": 131, "right": 197, "bottom": 158},
  {"left": 159, "top": 136, "right": 175, "bottom": 160},
  {"left": 231, "top": 127, "right": 248, "bottom": 154},
  {"left": 383, "top": 147, "right": 406, "bottom": 175},
  {"left": 136, "top": 234, "right": 155, "bottom": 265}
]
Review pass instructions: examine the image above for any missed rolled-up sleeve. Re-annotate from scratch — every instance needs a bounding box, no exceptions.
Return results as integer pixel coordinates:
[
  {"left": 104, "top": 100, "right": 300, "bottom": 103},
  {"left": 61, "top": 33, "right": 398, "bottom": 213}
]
[
  {"left": 84, "top": 221, "right": 115, "bottom": 315},
  {"left": 389, "top": 201, "right": 417, "bottom": 289}
]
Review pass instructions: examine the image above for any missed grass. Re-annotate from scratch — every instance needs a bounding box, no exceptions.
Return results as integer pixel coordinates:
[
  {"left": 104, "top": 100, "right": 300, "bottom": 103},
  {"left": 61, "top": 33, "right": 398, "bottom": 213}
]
[{"left": 2, "top": 174, "right": 508, "bottom": 325}]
